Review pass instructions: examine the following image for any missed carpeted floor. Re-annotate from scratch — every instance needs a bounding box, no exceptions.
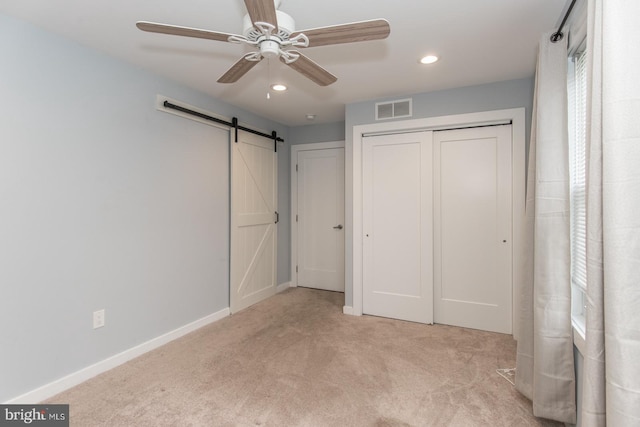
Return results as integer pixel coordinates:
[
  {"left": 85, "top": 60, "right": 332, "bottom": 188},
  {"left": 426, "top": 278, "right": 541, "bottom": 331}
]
[{"left": 47, "top": 288, "right": 561, "bottom": 426}]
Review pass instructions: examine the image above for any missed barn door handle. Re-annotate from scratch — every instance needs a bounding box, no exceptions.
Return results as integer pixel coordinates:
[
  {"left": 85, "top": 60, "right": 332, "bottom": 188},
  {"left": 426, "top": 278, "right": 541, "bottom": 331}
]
[
  {"left": 333, "top": 224, "right": 343, "bottom": 230},
  {"left": 275, "top": 211, "right": 279, "bottom": 224}
]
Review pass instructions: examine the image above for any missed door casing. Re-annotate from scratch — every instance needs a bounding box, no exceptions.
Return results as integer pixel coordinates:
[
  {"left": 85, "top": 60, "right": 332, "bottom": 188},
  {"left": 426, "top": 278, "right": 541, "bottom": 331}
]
[{"left": 291, "top": 141, "right": 346, "bottom": 293}]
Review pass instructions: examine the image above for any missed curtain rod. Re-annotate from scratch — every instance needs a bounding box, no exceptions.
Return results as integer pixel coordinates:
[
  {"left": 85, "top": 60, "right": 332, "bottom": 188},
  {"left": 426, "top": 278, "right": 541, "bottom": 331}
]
[
  {"left": 163, "top": 100, "right": 284, "bottom": 152},
  {"left": 550, "top": 0, "right": 577, "bottom": 42}
]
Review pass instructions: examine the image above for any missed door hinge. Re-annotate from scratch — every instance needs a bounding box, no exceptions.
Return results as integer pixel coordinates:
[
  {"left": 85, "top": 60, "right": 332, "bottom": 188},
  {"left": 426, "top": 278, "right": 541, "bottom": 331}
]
[
  {"left": 296, "top": 265, "right": 298, "bottom": 273},
  {"left": 296, "top": 214, "right": 298, "bottom": 222},
  {"left": 296, "top": 164, "right": 298, "bottom": 172}
]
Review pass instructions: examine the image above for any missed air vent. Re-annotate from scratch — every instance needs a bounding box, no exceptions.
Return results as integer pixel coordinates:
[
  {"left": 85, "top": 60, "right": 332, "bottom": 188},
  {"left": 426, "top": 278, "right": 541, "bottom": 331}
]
[{"left": 375, "top": 98, "right": 412, "bottom": 120}]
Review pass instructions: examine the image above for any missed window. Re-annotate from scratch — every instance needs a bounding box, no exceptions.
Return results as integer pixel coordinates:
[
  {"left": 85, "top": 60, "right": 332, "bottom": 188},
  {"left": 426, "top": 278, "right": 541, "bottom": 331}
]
[{"left": 568, "top": 49, "right": 587, "bottom": 336}]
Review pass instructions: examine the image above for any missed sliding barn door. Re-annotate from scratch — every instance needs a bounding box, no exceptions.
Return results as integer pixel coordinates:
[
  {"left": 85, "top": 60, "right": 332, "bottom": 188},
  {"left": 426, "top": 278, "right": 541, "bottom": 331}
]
[
  {"left": 362, "top": 131, "right": 433, "bottom": 324},
  {"left": 230, "top": 130, "right": 277, "bottom": 313},
  {"left": 433, "top": 125, "right": 512, "bottom": 334}
]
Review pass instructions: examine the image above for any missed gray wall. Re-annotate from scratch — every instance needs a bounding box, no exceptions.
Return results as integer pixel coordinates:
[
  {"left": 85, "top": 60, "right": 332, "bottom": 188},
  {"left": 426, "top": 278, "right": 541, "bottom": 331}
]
[
  {"left": 0, "top": 13, "right": 287, "bottom": 402},
  {"left": 289, "top": 122, "right": 346, "bottom": 145},
  {"left": 346, "top": 78, "right": 535, "bottom": 136},
  {"left": 343, "top": 78, "right": 535, "bottom": 306}
]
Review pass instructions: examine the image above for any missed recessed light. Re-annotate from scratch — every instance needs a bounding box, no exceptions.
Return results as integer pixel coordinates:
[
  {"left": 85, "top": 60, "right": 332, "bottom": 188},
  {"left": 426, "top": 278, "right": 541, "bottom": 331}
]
[
  {"left": 419, "top": 55, "right": 439, "bottom": 64},
  {"left": 306, "top": 114, "right": 316, "bottom": 121},
  {"left": 271, "top": 84, "right": 287, "bottom": 91}
]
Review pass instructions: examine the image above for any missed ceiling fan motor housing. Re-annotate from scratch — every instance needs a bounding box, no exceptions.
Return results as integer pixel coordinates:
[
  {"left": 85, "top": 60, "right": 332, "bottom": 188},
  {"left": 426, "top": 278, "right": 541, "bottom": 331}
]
[{"left": 242, "top": 10, "right": 295, "bottom": 41}]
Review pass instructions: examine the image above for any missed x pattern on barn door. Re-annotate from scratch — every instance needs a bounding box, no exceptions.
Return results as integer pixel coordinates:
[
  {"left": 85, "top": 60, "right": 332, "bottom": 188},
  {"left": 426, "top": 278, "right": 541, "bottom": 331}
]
[{"left": 230, "top": 130, "right": 277, "bottom": 313}]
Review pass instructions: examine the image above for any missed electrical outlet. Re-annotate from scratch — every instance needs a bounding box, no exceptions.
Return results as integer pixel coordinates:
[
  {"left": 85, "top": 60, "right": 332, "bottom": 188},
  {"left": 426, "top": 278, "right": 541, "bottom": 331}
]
[{"left": 93, "top": 309, "right": 105, "bottom": 329}]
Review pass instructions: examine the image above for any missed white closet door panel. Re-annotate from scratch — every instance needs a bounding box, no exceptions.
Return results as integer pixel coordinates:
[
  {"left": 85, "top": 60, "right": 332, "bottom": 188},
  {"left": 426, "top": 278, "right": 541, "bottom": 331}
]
[
  {"left": 434, "top": 125, "right": 512, "bottom": 334},
  {"left": 362, "top": 131, "right": 433, "bottom": 324}
]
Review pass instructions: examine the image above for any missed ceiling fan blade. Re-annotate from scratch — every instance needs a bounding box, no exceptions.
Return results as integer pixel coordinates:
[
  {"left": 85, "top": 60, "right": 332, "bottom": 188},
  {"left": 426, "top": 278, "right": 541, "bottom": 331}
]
[
  {"left": 291, "top": 19, "right": 390, "bottom": 47},
  {"left": 136, "top": 21, "right": 236, "bottom": 42},
  {"left": 281, "top": 52, "right": 337, "bottom": 86},
  {"left": 244, "top": 0, "right": 278, "bottom": 30},
  {"left": 217, "top": 54, "right": 262, "bottom": 84}
]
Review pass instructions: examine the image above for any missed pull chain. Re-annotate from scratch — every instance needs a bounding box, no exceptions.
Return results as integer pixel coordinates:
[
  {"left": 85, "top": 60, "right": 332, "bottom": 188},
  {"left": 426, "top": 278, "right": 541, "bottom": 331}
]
[{"left": 266, "top": 58, "right": 271, "bottom": 100}]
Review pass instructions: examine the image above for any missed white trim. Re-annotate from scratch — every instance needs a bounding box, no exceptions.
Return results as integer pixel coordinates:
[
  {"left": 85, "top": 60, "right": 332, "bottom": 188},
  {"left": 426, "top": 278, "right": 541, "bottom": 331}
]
[
  {"left": 342, "top": 306, "right": 355, "bottom": 315},
  {"left": 291, "top": 141, "right": 346, "bottom": 151},
  {"left": 277, "top": 281, "right": 292, "bottom": 293},
  {"left": 572, "top": 311, "right": 586, "bottom": 356},
  {"left": 573, "top": 324, "right": 586, "bottom": 356},
  {"left": 4, "top": 308, "right": 230, "bottom": 404},
  {"left": 363, "top": 119, "right": 512, "bottom": 137},
  {"left": 351, "top": 108, "right": 526, "bottom": 338},
  {"left": 290, "top": 140, "right": 346, "bottom": 290}
]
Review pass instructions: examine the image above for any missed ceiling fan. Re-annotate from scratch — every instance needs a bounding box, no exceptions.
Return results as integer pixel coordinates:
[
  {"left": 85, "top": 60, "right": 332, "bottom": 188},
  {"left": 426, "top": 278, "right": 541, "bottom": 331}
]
[{"left": 136, "top": 0, "right": 390, "bottom": 86}]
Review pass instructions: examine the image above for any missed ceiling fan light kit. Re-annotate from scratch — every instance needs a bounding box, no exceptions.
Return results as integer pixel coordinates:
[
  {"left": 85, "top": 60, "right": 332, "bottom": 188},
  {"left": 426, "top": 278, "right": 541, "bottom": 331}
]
[{"left": 137, "top": 0, "right": 390, "bottom": 87}]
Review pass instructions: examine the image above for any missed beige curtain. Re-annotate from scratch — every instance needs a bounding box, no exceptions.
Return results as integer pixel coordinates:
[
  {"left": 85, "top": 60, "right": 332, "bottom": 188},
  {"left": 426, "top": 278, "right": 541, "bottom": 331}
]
[
  {"left": 515, "top": 32, "right": 576, "bottom": 424},
  {"left": 580, "top": 0, "right": 604, "bottom": 424},
  {"left": 581, "top": 0, "right": 640, "bottom": 424}
]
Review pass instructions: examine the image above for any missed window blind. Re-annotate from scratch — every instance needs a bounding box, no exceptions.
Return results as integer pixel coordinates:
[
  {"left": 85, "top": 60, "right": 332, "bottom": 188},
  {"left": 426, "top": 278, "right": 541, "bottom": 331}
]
[{"left": 570, "top": 50, "right": 588, "bottom": 292}]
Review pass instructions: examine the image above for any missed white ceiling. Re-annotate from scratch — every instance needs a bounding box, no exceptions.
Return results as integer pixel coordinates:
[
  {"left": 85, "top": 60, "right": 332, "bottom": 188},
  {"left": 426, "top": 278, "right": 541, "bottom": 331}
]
[{"left": 0, "top": 0, "right": 568, "bottom": 126}]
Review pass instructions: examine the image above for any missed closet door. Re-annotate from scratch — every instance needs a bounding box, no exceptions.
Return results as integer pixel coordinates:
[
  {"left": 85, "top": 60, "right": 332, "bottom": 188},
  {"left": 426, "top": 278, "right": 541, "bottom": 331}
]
[
  {"left": 362, "top": 131, "right": 433, "bottom": 324},
  {"left": 433, "top": 125, "right": 512, "bottom": 334}
]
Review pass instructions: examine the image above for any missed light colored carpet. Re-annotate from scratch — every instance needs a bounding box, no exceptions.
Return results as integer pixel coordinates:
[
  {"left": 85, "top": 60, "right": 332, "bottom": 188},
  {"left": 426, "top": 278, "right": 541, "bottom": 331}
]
[{"left": 47, "top": 288, "right": 560, "bottom": 426}]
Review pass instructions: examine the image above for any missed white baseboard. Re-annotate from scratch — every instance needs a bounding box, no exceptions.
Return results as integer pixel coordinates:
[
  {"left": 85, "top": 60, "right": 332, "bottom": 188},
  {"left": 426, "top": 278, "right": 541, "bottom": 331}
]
[
  {"left": 5, "top": 307, "right": 230, "bottom": 404},
  {"left": 343, "top": 305, "right": 354, "bottom": 315},
  {"left": 277, "top": 281, "right": 292, "bottom": 293}
]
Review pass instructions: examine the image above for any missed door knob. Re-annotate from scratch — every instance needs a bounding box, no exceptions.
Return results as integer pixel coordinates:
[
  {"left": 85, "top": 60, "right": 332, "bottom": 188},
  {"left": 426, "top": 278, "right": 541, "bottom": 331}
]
[{"left": 333, "top": 224, "right": 343, "bottom": 230}]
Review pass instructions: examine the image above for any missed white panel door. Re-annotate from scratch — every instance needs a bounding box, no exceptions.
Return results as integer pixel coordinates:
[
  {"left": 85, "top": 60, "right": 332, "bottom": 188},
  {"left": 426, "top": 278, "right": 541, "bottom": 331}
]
[
  {"left": 296, "top": 148, "right": 345, "bottom": 292},
  {"left": 230, "top": 130, "right": 277, "bottom": 313},
  {"left": 433, "top": 125, "right": 512, "bottom": 334},
  {"left": 362, "top": 131, "right": 433, "bottom": 324}
]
